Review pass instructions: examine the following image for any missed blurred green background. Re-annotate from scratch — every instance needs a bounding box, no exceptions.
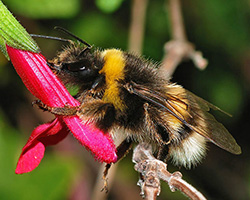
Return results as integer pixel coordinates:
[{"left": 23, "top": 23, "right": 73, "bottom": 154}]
[{"left": 0, "top": 0, "right": 250, "bottom": 199}]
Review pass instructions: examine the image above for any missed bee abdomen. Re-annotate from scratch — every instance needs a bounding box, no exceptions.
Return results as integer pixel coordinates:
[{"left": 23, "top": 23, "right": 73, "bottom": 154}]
[{"left": 169, "top": 131, "right": 207, "bottom": 168}]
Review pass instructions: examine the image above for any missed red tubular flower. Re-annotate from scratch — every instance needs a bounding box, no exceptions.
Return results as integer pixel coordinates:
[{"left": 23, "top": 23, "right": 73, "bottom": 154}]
[{"left": 6, "top": 45, "right": 117, "bottom": 174}]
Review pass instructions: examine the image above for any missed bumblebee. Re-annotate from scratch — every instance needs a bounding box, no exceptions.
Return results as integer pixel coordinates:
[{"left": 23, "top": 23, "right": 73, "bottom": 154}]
[{"left": 36, "top": 28, "right": 241, "bottom": 168}]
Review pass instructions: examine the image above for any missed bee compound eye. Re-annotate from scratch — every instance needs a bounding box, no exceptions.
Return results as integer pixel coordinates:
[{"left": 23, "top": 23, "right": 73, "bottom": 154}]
[
  {"left": 79, "top": 68, "right": 94, "bottom": 79},
  {"left": 63, "top": 62, "right": 85, "bottom": 72},
  {"left": 79, "top": 66, "right": 86, "bottom": 70}
]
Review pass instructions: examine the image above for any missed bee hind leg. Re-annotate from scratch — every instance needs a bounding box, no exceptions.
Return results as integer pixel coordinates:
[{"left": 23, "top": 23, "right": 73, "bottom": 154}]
[
  {"left": 156, "top": 144, "right": 170, "bottom": 163},
  {"left": 32, "top": 100, "right": 78, "bottom": 116},
  {"left": 102, "top": 138, "right": 133, "bottom": 192}
]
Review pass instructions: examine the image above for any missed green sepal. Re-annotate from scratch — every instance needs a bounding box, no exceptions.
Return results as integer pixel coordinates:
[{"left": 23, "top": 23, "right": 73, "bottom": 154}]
[
  {"left": 0, "top": 35, "right": 8, "bottom": 58},
  {"left": 0, "top": 1, "right": 40, "bottom": 60}
]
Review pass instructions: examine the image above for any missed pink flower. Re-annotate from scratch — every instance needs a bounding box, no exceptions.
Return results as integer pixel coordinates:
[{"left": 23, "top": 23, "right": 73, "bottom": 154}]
[{"left": 6, "top": 45, "right": 117, "bottom": 174}]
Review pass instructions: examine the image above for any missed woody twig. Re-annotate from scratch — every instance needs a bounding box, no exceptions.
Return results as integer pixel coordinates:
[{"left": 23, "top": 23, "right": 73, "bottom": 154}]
[
  {"left": 133, "top": 143, "right": 206, "bottom": 200},
  {"left": 161, "top": 0, "right": 208, "bottom": 76},
  {"left": 128, "top": 0, "right": 148, "bottom": 54}
]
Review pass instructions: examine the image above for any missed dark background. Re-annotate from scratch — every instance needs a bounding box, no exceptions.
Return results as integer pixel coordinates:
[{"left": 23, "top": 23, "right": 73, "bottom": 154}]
[{"left": 0, "top": 0, "right": 249, "bottom": 199}]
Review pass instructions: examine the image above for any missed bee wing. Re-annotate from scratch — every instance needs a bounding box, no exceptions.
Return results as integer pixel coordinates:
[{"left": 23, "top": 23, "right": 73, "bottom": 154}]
[
  {"left": 124, "top": 81, "right": 189, "bottom": 126},
  {"left": 183, "top": 90, "right": 241, "bottom": 154},
  {"left": 124, "top": 81, "right": 241, "bottom": 155}
]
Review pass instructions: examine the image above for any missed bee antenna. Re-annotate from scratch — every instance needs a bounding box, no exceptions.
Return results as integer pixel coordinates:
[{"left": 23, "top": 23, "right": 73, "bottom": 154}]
[
  {"left": 30, "top": 34, "right": 71, "bottom": 43},
  {"left": 54, "top": 26, "right": 92, "bottom": 48}
]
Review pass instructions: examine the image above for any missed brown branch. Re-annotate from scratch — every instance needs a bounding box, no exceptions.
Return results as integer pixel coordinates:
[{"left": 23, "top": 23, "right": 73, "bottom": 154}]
[
  {"left": 169, "top": 0, "right": 186, "bottom": 40},
  {"left": 133, "top": 143, "right": 207, "bottom": 200},
  {"left": 161, "top": 0, "right": 208, "bottom": 76},
  {"left": 128, "top": 0, "right": 148, "bottom": 54}
]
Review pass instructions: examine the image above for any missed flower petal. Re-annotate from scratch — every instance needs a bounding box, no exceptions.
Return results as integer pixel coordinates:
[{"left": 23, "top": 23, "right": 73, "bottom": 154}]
[
  {"left": 16, "top": 118, "right": 68, "bottom": 174},
  {"left": 7, "top": 46, "right": 117, "bottom": 165},
  {"left": 15, "top": 142, "right": 45, "bottom": 174},
  {"left": 64, "top": 117, "right": 117, "bottom": 163},
  {"left": 6, "top": 45, "right": 79, "bottom": 107}
]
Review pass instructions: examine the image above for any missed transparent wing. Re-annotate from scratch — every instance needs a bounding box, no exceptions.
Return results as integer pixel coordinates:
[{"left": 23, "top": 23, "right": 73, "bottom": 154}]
[
  {"left": 184, "top": 90, "right": 241, "bottom": 154},
  {"left": 124, "top": 81, "right": 241, "bottom": 155}
]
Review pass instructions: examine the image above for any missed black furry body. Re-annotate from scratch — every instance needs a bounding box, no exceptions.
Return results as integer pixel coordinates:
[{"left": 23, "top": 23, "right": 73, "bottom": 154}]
[
  {"left": 46, "top": 45, "right": 241, "bottom": 168},
  {"left": 78, "top": 52, "right": 171, "bottom": 144}
]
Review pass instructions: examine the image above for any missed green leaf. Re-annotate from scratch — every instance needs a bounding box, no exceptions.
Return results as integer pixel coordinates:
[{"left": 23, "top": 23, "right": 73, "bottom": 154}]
[
  {"left": 4, "top": 0, "right": 80, "bottom": 19},
  {"left": 96, "top": 0, "right": 124, "bottom": 13},
  {"left": 0, "top": 0, "right": 40, "bottom": 59}
]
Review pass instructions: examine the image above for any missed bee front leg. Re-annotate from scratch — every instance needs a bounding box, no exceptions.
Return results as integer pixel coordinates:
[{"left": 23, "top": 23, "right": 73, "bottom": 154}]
[{"left": 32, "top": 100, "right": 78, "bottom": 116}]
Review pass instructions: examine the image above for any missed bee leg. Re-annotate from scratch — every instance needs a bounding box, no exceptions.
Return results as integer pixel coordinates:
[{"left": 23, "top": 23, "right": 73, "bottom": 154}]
[
  {"left": 91, "top": 74, "right": 105, "bottom": 90},
  {"left": 101, "top": 163, "right": 111, "bottom": 193},
  {"left": 32, "top": 100, "right": 78, "bottom": 116},
  {"left": 46, "top": 61, "right": 53, "bottom": 68},
  {"left": 156, "top": 144, "right": 169, "bottom": 162},
  {"left": 79, "top": 101, "right": 116, "bottom": 132},
  {"left": 143, "top": 103, "right": 165, "bottom": 144},
  {"left": 102, "top": 138, "right": 133, "bottom": 192},
  {"left": 155, "top": 125, "right": 171, "bottom": 162},
  {"left": 116, "top": 138, "right": 133, "bottom": 160},
  {"left": 143, "top": 103, "right": 170, "bottom": 162}
]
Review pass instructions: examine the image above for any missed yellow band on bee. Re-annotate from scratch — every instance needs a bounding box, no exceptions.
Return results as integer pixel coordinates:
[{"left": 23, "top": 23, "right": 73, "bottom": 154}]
[{"left": 100, "top": 49, "right": 126, "bottom": 111}]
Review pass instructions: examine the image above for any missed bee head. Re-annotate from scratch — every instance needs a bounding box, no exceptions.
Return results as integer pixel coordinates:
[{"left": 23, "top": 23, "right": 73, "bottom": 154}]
[
  {"left": 31, "top": 27, "right": 104, "bottom": 88},
  {"left": 49, "top": 44, "right": 100, "bottom": 84},
  {"left": 43, "top": 27, "right": 104, "bottom": 87},
  {"left": 61, "top": 53, "right": 97, "bottom": 81}
]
